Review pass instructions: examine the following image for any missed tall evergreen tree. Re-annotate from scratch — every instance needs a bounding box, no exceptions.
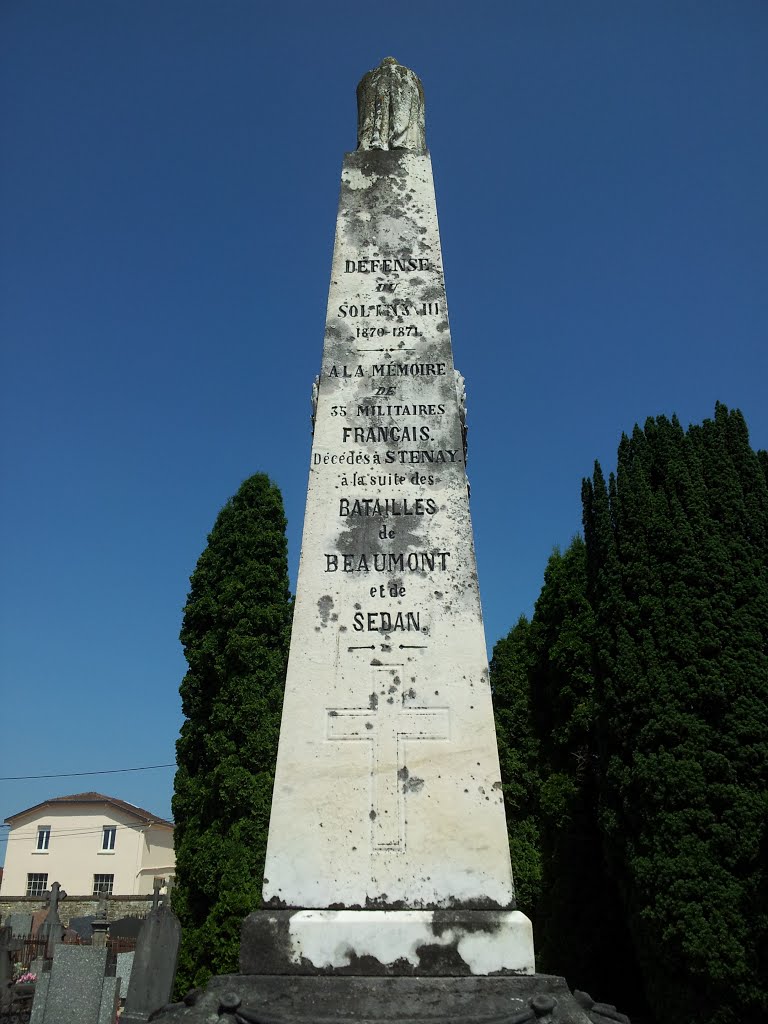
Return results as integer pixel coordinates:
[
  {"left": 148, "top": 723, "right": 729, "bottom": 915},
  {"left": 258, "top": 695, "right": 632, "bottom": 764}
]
[
  {"left": 491, "top": 541, "right": 641, "bottom": 1008},
  {"left": 172, "top": 474, "right": 293, "bottom": 991},
  {"left": 490, "top": 615, "right": 542, "bottom": 916},
  {"left": 528, "top": 539, "right": 638, "bottom": 1003},
  {"left": 583, "top": 405, "right": 768, "bottom": 1024}
]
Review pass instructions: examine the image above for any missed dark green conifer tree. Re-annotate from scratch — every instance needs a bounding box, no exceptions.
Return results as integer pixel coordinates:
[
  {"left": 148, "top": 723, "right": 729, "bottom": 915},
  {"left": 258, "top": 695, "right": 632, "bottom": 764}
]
[
  {"left": 528, "top": 540, "right": 635, "bottom": 996},
  {"left": 490, "top": 615, "right": 542, "bottom": 915},
  {"left": 172, "top": 474, "right": 293, "bottom": 991},
  {"left": 583, "top": 405, "right": 768, "bottom": 1024}
]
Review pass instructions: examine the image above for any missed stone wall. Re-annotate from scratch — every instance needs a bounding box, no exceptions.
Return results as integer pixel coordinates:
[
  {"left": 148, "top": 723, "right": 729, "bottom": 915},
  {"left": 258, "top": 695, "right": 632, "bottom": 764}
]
[{"left": 0, "top": 894, "right": 154, "bottom": 926}]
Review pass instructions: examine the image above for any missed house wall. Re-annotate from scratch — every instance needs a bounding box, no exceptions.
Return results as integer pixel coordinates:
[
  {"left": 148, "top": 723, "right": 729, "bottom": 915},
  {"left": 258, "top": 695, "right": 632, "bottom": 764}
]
[
  {"left": 136, "top": 825, "right": 176, "bottom": 894},
  {"left": 0, "top": 804, "right": 173, "bottom": 897}
]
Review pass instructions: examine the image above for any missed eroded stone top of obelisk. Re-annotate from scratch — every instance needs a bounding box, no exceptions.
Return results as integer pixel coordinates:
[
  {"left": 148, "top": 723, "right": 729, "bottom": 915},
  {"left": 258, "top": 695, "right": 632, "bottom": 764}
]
[{"left": 356, "top": 57, "right": 426, "bottom": 153}]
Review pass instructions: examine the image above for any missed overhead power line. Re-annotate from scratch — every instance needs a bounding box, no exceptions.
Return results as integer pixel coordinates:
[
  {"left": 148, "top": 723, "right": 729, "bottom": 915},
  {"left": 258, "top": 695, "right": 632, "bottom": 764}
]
[
  {"left": 0, "top": 763, "right": 175, "bottom": 781},
  {"left": 3, "top": 822, "right": 171, "bottom": 841}
]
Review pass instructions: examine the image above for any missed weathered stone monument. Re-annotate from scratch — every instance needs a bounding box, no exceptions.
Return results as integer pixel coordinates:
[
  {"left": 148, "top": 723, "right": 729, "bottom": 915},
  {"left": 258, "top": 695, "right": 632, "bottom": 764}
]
[
  {"left": 152, "top": 58, "right": 628, "bottom": 1023},
  {"left": 242, "top": 53, "right": 532, "bottom": 976},
  {"left": 122, "top": 879, "right": 181, "bottom": 1024},
  {"left": 29, "top": 945, "right": 120, "bottom": 1024}
]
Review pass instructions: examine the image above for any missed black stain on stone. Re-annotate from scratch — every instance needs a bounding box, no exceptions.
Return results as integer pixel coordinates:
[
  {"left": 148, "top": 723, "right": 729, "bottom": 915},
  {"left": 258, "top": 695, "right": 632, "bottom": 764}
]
[
  {"left": 369, "top": 692, "right": 378, "bottom": 709},
  {"left": 318, "top": 595, "right": 333, "bottom": 625}
]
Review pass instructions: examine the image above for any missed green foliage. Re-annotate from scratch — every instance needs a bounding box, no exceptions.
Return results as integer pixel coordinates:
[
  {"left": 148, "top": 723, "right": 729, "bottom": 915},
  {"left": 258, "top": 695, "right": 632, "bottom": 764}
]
[
  {"left": 582, "top": 404, "right": 768, "bottom": 1024},
  {"left": 495, "top": 405, "right": 767, "bottom": 1022},
  {"left": 490, "top": 540, "right": 637, "bottom": 1000},
  {"left": 172, "top": 474, "right": 293, "bottom": 991},
  {"left": 527, "top": 539, "right": 641, "bottom": 1005},
  {"left": 490, "top": 616, "right": 542, "bottom": 914}
]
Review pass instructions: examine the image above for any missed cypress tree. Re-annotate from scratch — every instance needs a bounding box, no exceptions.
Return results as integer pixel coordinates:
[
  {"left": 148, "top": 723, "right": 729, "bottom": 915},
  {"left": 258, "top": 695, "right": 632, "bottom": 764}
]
[
  {"left": 524, "top": 539, "right": 641, "bottom": 1009},
  {"left": 490, "top": 615, "right": 542, "bottom": 916},
  {"left": 583, "top": 405, "right": 768, "bottom": 1024},
  {"left": 172, "top": 474, "right": 293, "bottom": 990}
]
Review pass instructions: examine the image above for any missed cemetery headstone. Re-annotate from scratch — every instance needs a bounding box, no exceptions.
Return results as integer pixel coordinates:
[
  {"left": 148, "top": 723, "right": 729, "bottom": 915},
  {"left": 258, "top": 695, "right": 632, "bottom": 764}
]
[
  {"left": 121, "top": 880, "right": 181, "bottom": 1023},
  {"left": 30, "top": 909, "right": 48, "bottom": 937},
  {"left": 29, "top": 945, "right": 119, "bottom": 1024},
  {"left": 116, "top": 949, "right": 135, "bottom": 992},
  {"left": 37, "top": 881, "right": 66, "bottom": 958},
  {"left": 109, "top": 915, "right": 145, "bottom": 940},
  {"left": 6, "top": 912, "right": 33, "bottom": 937},
  {"left": 0, "top": 925, "right": 23, "bottom": 1011},
  {"left": 69, "top": 915, "right": 98, "bottom": 941}
]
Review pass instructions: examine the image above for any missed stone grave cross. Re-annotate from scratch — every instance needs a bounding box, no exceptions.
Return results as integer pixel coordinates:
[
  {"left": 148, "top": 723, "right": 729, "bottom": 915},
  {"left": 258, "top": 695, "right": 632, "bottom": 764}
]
[
  {"left": 327, "top": 666, "right": 449, "bottom": 849},
  {"left": 39, "top": 881, "right": 67, "bottom": 958},
  {"left": 163, "top": 875, "right": 175, "bottom": 908}
]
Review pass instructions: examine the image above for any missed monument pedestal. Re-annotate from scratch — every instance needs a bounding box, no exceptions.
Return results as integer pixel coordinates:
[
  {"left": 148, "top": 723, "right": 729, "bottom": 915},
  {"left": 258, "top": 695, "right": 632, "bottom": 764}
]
[
  {"left": 241, "top": 909, "right": 535, "bottom": 976},
  {"left": 150, "top": 973, "right": 607, "bottom": 1023}
]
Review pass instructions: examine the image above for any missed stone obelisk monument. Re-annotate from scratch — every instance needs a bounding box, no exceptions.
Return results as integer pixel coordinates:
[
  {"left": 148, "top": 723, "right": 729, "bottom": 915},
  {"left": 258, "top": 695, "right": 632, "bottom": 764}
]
[
  {"left": 153, "top": 59, "right": 627, "bottom": 1024},
  {"left": 243, "top": 56, "right": 534, "bottom": 977}
]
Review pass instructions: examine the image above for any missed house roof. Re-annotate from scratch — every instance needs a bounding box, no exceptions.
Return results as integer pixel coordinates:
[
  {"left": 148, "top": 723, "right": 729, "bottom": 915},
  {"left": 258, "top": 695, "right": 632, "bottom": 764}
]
[{"left": 4, "top": 792, "right": 173, "bottom": 828}]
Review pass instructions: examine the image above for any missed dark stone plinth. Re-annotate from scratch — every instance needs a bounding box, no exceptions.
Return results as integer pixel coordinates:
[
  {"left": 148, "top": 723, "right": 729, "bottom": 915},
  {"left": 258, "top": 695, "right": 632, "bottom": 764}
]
[{"left": 148, "top": 973, "right": 599, "bottom": 1023}]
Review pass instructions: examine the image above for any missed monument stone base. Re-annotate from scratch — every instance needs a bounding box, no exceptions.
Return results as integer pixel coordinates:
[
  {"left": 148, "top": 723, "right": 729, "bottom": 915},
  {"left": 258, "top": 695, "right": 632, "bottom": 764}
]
[
  {"left": 149, "top": 972, "right": 625, "bottom": 1023},
  {"left": 241, "top": 909, "right": 535, "bottom": 976}
]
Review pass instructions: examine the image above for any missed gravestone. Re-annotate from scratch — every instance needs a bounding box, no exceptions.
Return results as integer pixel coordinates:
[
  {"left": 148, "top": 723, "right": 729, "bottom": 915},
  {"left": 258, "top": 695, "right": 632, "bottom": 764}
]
[
  {"left": 121, "top": 880, "right": 181, "bottom": 1024},
  {"left": 30, "top": 909, "right": 48, "bottom": 937},
  {"left": 6, "top": 912, "right": 33, "bottom": 937},
  {"left": 29, "top": 945, "right": 119, "bottom": 1024},
  {"left": 116, "top": 950, "right": 135, "bottom": 992},
  {"left": 37, "top": 881, "right": 66, "bottom": 958},
  {"left": 151, "top": 58, "right": 629, "bottom": 1024},
  {"left": 0, "top": 925, "right": 23, "bottom": 1011},
  {"left": 110, "top": 915, "right": 145, "bottom": 940},
  {"left": 69, "top": 915, "right": 98, "bottom": 940}
]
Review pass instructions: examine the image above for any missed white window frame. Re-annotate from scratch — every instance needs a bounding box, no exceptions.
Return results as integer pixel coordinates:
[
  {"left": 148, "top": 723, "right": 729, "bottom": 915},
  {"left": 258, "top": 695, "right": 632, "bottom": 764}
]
[
  {"left": 92, "top": 873, "right": 114, "bottom": 896},
  {"left": 26, "top": 872, "right": 48, "bottom": 896},
  {"left": 101, "top": 826, "right": 116, "bottom": 851},
  {"left": 36, "top": 826, "right": 51, "bottom": 851}
]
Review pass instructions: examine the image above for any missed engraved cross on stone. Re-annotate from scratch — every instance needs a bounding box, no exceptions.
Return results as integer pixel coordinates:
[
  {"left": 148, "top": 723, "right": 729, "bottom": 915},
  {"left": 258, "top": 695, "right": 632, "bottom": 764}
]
[{"left": 327, "top": 666, "right": 449, "bottom": 850}]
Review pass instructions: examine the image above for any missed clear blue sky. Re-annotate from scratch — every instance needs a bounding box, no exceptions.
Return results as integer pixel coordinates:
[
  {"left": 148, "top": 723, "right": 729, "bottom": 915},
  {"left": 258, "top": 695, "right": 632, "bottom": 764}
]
[{"left": 2, "top": 1, "right": 766, "bottom": 862}]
